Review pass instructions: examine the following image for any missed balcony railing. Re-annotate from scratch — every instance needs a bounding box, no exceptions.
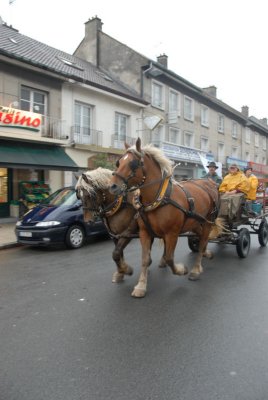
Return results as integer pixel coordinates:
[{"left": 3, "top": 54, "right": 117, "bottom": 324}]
[
  {"left": 70, "top": 126, "right": 103, "bottom": 146},
  {"left": 41, "top": 116, "right": 68, "bottom": 140},
  {"left": 111, "top": 135, "right": 136, "bottom": 149}
]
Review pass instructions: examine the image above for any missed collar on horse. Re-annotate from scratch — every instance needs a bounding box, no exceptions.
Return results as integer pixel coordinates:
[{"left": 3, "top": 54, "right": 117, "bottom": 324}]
[
  {"left": 132, "top": 174, "right": 171, "bottom": 212},
  {"left": 82, "top": 191, "right": 124, "bottom": 219}
]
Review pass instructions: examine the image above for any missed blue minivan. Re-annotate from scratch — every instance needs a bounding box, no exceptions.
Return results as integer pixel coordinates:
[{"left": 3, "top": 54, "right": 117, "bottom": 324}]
[{"left": 15, "top": 187, "right": 107, "bottom": 249}]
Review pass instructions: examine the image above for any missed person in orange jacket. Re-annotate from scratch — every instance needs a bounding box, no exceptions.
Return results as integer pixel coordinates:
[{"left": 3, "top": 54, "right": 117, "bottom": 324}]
[
  {"left": 219, "top": 163, "right": 249, "bottom": 195},
  {"left": 244, "top": 166, "right": 259, "bottom": 200},
  {"left": 244, "top": 166, "right": 259, "bottom": 213}
]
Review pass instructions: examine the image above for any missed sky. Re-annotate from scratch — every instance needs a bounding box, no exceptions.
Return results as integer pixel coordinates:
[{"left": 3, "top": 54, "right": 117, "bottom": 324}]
[{"left": 1, "top": 0, "right": 268, "bottom": 119}]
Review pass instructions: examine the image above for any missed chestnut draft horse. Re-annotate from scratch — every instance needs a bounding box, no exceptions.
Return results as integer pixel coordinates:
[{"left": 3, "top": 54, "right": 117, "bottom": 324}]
[
  {"left": 110, "top": 138, "right": 222, "bottom": 298},
  {"left": 75, "top": 168, "right": 138, "bottom": 283}
]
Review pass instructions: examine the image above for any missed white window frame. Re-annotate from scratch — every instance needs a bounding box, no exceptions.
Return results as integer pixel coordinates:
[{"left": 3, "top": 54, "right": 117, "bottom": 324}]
[
  {"left": 200, "top": 136, "right": 209, "bottom": 152},
  {"left": 232, "top": 121, "right": 238, "bottom": 139},
  {"left": 218, "top": 115, "right": 224, "bottom": 133},
  {"left": 245, "top": 151, "right": 250, "bottom": 162},
  {"left": 167, "top": 127, "right": 180, "bottom": 145},
  {"left": 231, "top": 146, "right": 238, "bottom": 158},
  {"left": 20, "top": 86, "right": 47, "bottom": 115},
  {"left": 254, "top": 132, "right": 259, "bottom": 147},
  {"left": 201, "top": 105, "right": 209, "bottom": 127},
  {"left": 263, "top": 136, "right": 267, "bottom": 150},
  {"left": 218, "top": 142, "right": 225, "bottom": 162},
  {"left": 184, "top": 96, "right": 194, "bottom": 122},
  {"left": 168, "top": 89, "right": 180, "bottom": 123},
  {"left": 254, "top": 154, "right": 259, "bottom": 163},
  {"left": 184, "top": 130, "right": 194, "bottom": 147},
  {"left": 74, "top": 101, "right": 92, "bottom": 144},
  {"left": 245, "top": 128, "right": 251, "bottom": 144},
  {"left": 115, "top": 112, "right": 128, "bottom": 140},
  {"left": 152, "top": 81, "right": 165, "bottom": 109}
]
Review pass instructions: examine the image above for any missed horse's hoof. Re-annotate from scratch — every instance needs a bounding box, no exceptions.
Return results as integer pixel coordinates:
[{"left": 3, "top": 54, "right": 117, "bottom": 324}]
[
  {"left": 188, "top": 272, "right": 200, "bottom": 281},
  {"left": 126, "top": 266, "right": 134, "bottom": 276},
  {"left": 158, "top": 263, "right": 167, "bottom": 269},
  {"left": 112, "top": 272, "right": 124, "bottom": 283},
  {"left": 204, "top": 250, "right": 214, "bottom": 259},
  {"left": 131, "top": 288, "right": 146, "bottom": 298},
  {"left": 174, "top": 265, "right": 188, "bottom": 275}
]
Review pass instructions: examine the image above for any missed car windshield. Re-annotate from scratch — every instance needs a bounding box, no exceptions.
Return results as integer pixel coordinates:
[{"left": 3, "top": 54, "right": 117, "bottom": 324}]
[{"left": 41, "top": 188, "right": 78, "bottom": 206}]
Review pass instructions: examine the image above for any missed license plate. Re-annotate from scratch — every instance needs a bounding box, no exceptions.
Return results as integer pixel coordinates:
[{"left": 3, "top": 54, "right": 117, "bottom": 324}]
[{"left": 19, "top": 231, "right": 32, "bottom": 237}]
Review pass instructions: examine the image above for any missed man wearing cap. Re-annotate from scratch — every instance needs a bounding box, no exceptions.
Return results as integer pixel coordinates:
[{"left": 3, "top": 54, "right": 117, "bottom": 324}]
[
  {"left": 244, "top": 166, "right": 259, "bottom": 212},
  {"left": 203, "top": 161, "right": 222, "bottom": 186},
  {"left": 219, "top": 163, "right": 249, "bottom": 195}
]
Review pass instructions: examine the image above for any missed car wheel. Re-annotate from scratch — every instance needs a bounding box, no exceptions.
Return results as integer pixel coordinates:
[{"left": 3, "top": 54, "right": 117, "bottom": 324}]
[{"left": 65, "top": 224, "right": 85, "bottom": 249}]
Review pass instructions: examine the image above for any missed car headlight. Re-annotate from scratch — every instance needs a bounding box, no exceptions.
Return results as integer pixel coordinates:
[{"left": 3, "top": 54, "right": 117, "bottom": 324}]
[
  {"left": 16, "top": 221, "right": 22, "bottom": 226},
  {"left": 36, "top": 221, "right": 61, "bottom": 227}
]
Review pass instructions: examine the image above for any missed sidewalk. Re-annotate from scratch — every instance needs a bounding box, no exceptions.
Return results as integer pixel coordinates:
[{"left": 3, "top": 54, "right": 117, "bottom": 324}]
[{"left": 0, "top": 218, "right": 19, "bottom": 250}]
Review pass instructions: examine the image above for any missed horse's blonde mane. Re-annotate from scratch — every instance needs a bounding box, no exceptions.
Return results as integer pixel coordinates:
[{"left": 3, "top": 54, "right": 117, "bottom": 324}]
[
  {"left": 76, "top": 167, "right": 113, "bottom": 195},
  {"left": 129, "top": 143, "right": 174, "bottom": 176}
]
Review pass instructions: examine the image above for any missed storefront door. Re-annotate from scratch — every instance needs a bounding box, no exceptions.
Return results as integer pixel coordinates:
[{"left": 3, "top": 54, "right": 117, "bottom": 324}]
[{"left": 0, "top": 168, "right": 11, "bottom": 217}]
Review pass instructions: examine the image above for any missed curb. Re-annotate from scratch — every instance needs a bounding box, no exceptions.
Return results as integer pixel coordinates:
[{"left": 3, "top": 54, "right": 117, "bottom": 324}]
[{"left": 0, "top": 242, "right": 21, "bottom": 250}]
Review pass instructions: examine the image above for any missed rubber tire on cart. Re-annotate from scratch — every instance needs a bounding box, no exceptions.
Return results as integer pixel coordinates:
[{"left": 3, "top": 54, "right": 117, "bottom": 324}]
[
  {"left": 236, "top": 228, "right": 251, "bottom": 258},
  {"left": 65, "top": 224, "right": 85, "bottom": 249},
  {"left": 188, "top": 236, "right": 199, "bottom": 253},
  {"left": 258, "top": 220, "right": 268, "bottom": 247}
]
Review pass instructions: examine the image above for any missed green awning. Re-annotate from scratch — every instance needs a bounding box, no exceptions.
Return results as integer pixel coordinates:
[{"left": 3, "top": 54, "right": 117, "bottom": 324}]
[{"left": 0, "top": 140, "right": 79, "bottom": 171}]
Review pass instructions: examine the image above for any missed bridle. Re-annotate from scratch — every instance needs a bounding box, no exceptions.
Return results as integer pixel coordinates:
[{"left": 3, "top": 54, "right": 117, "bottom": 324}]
[
  {"left": 76, "top": 185, "right": 123, "bottom": 219},
  {"left": 112, "top": 150, "right": 147, "bottom": 193}
]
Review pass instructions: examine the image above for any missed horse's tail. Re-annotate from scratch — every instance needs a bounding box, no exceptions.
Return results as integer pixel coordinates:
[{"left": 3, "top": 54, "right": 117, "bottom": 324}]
[{"left": 208, "top": 217, "right": 228, "bottom": 239}]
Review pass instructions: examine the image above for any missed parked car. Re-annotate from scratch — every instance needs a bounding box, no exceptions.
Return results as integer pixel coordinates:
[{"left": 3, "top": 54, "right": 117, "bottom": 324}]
[{"left": 15, "top": 187, "right": 108, "bottom": 249}]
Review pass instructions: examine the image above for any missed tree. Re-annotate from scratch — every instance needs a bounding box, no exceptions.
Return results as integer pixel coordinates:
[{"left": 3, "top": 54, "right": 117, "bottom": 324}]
[{"left": 93, "top": 153, "right": 114, "bottom": 170}]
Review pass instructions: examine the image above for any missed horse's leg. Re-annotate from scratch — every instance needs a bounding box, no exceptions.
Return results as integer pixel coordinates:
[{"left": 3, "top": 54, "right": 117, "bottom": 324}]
[
  {"left": 112, "top": 237, "right": 133, "bottom": 283},
  {"left": 158, "top": 239, "right": 167, "bottom": 268},
  {"left": 131, "top": 232, "right": 153, "bottom": 298},
  {"left": 164, "top": 234, "right": 188, "bottom": 276},
  {"left": 188, "top": 223, "right": 212, "bottom": 281}
]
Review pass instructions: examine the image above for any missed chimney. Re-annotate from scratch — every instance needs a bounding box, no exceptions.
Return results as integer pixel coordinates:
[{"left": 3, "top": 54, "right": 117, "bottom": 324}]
[
  {"left": 75, "top": 16, "right": 103, "bottom": 66},
  {"left": 157, "top": 54, "right": 168, "bottom": 69},
  {"left": 241, "top": 105, "right": 249, "bottom": 117},
  {"left": 203, "top": 86, "right": 217, "bottom": 97},
  {"left": 260, "top": 118, "right": 268, "bottom": 126},
  {"left": 85, "top": 16, "right": 103, "bottom": 36}
]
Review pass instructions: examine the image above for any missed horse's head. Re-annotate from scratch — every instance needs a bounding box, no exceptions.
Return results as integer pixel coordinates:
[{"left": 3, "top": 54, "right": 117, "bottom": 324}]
[
  {"left": 110, "top": 138, "right": 146, "bottom": 195},
  {"left": 75, "top": 174, "right": 98, "bottom": 223}
]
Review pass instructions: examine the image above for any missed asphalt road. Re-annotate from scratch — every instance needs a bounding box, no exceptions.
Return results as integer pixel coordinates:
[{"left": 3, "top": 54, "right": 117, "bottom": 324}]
[{"left": 1, "top": 234, "right": 268, "bottom": 400}]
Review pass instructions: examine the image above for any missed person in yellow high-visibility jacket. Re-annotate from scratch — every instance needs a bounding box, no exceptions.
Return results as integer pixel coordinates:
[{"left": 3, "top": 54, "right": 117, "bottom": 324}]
[
  {"left": 244, "top": 166, "right": 259, "bottom": 200},
  {"left": 219, "top": 164, "right": 249, "bottom": 195}
]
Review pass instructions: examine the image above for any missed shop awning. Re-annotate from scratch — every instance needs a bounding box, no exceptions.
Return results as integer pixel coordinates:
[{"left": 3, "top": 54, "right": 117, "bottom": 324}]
[{"left": 0, "top": 140, "right": 79, "bottom": 171}]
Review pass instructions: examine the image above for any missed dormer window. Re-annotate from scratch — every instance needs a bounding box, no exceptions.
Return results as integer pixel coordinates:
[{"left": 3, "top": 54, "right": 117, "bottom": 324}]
[{"left": 57, "top": 56, "right": 84, "bottom": 71}]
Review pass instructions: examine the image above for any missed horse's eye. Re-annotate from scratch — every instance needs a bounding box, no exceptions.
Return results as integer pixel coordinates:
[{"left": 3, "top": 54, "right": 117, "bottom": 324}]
[
  {"left": 116, "top": 160, "right": 120, "bottom": 168},
  {"left": 129, "top": 159, "right": 140, "bottom": 170}
]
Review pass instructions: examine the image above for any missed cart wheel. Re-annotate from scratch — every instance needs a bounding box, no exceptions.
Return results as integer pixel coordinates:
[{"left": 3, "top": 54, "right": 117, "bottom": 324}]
[
  {"left": 65, "top": 224, "right": 85, "bottom": 249},
  {"left": 236, "top": 228, "right": 250, "bottom": 258},
  {"left": 188, "top": 236, "right": 199, "bottom": 252},
  {"left": 258, "top": 220, "right": 268, "bottom": 247}
]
